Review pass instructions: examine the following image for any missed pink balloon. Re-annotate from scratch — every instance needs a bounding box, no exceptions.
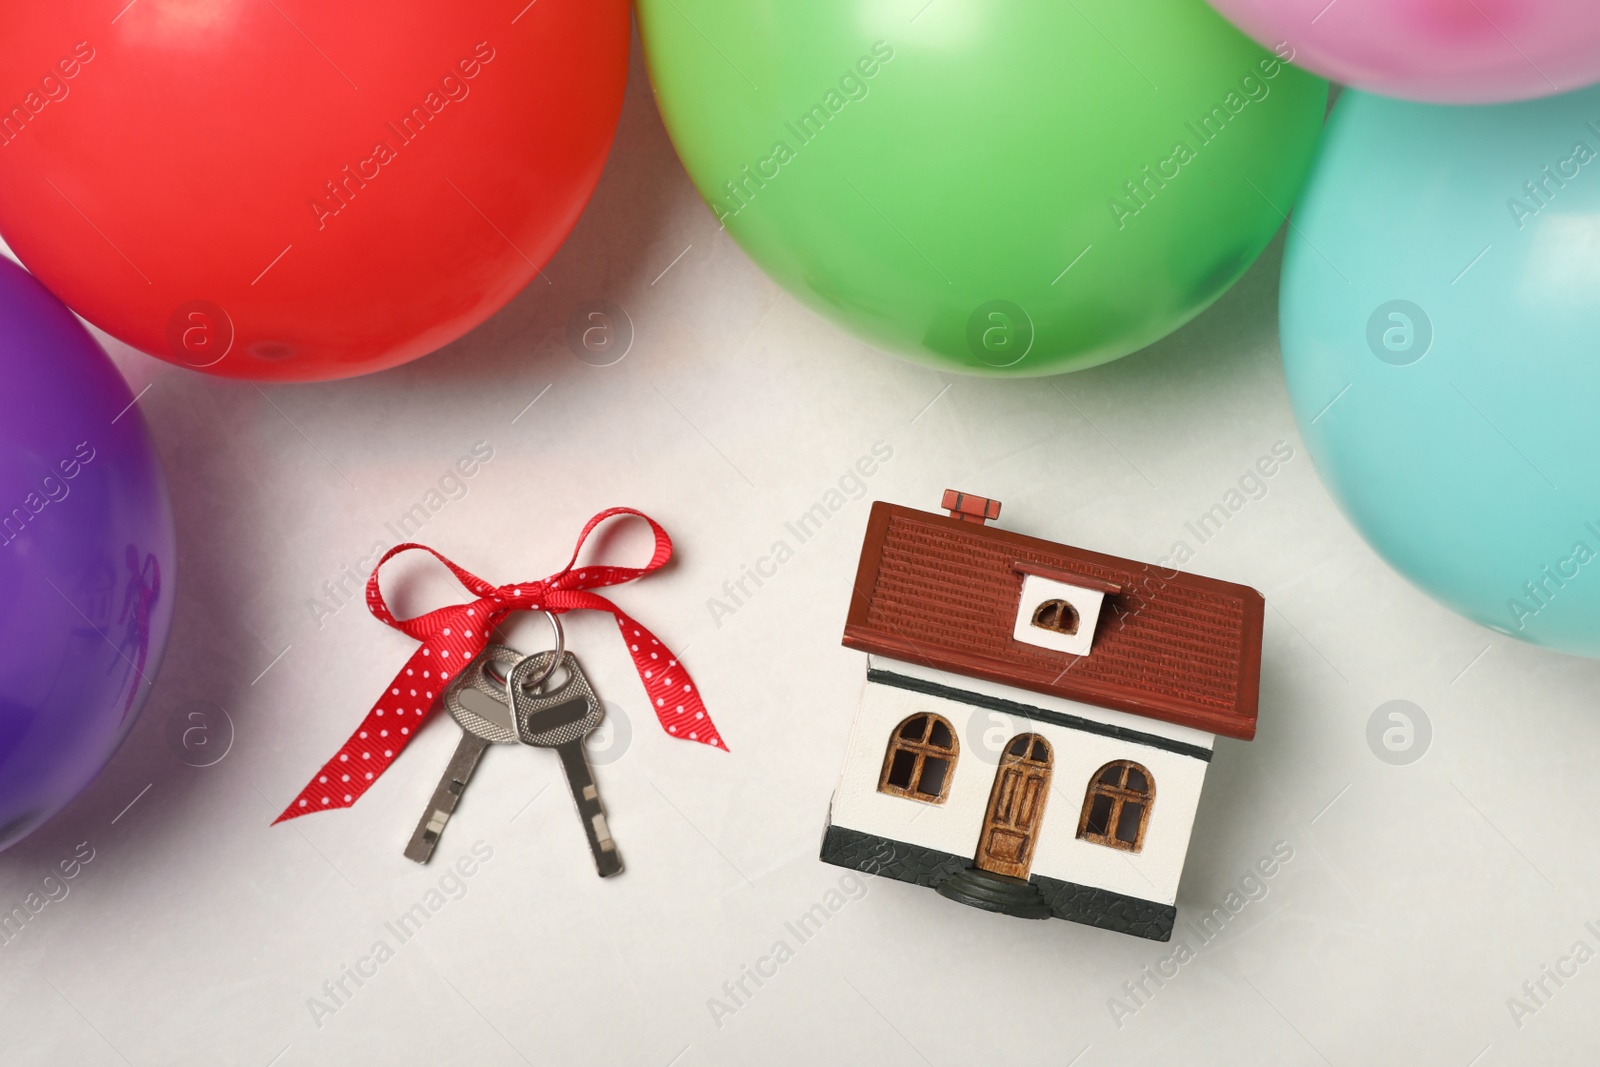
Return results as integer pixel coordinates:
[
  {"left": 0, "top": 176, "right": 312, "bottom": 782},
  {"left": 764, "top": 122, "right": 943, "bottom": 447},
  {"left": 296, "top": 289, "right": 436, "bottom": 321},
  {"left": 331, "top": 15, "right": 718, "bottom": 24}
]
[{"left": 1206, "top": 0, "right": 1600, "bottom": 102}]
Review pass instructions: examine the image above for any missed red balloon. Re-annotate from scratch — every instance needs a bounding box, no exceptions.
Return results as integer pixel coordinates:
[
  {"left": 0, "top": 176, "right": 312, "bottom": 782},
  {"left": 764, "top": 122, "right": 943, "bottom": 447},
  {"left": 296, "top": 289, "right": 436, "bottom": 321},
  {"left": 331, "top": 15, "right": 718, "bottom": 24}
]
[{"left": 0, "top": 1, "right": 627, "bottom": 381}]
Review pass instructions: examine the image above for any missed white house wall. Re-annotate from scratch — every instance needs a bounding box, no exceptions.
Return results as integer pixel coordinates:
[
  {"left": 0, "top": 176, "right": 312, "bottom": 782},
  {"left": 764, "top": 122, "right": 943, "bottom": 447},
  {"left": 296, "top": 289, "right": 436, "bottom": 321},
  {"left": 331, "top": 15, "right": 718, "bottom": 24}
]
[
  {"left": 829, "top": 673, "right": 1212, "bottom": 906},
  {"left": 870, "top": 654, "right": 1217, "bottom": 751}
]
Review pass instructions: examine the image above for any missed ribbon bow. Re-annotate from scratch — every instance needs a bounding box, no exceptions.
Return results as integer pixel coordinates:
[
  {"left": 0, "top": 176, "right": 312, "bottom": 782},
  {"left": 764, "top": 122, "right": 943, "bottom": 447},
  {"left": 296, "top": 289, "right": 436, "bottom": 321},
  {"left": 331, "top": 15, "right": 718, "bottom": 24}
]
[{"left": 275, "top": 508, "right": 723, "bottom": 824}]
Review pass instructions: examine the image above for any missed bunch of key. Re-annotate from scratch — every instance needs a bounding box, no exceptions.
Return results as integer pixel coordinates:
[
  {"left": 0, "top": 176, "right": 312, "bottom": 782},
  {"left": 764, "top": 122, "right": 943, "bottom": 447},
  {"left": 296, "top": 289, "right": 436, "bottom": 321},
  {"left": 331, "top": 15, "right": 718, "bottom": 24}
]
[{"left": 404, "top": 644, "right": 622, "bottom": 877}]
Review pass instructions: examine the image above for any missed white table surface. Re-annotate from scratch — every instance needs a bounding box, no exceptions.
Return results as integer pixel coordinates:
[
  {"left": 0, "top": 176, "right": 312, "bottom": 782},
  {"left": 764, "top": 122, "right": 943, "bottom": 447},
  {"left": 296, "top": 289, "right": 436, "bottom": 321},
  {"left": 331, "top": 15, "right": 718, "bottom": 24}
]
[{"left": 4, "top": 30, "right": 1598, "bottom": 1067}]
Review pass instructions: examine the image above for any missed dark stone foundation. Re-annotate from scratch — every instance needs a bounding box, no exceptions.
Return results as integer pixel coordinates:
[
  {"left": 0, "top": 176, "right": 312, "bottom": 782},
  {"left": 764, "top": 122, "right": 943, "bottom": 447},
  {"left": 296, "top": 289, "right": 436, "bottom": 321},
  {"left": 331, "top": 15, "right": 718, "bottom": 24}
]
[{"left": 821, "top": 823, "right": 1176, "bottom": 941}]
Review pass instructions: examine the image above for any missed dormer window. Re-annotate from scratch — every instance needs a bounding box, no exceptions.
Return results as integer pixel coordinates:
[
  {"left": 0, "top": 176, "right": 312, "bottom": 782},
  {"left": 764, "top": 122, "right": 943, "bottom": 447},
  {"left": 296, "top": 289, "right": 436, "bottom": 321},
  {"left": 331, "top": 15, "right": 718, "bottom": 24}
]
[
  {"left": 1031, "top": 599, "right": 1080, "bottom": 635},
  {"left": 1011, "top": 562, "right": 1122, "bottom": 657}
]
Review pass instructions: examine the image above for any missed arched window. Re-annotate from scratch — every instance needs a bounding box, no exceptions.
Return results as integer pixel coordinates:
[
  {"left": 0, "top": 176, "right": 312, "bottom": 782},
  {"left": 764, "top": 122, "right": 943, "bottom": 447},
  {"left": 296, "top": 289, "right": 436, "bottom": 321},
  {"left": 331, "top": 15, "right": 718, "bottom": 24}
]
[
  {"left": 1077, "top": 760, "right": 1154, "bottom": 852},
  {"left": 1031, "top": 599, "right": 1080, "bottom": 635},
  {"left": 879, "top": 713, "right": 958, "bottom": 803}
]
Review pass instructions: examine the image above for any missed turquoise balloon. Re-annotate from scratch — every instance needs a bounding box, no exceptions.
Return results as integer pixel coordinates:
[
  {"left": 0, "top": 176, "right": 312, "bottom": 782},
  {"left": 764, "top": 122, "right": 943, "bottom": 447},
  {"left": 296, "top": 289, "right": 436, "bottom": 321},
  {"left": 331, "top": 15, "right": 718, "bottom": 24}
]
[{"left": 1282, "top": 87, "right": 1600, "bottom": 657}]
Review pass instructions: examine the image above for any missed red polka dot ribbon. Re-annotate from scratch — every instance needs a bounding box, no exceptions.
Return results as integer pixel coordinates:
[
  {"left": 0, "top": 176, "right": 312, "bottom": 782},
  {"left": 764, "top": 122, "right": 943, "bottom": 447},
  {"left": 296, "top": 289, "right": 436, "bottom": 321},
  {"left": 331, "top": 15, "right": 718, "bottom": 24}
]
[{"left": 274, "top": 508, "right": 724, "bottom": 824}]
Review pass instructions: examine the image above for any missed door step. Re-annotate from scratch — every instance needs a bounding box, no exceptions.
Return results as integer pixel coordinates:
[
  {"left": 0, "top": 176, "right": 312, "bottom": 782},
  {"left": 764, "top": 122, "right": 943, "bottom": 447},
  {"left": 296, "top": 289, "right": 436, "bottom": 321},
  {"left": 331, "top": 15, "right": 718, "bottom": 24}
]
[{"left": 935, "top": 866, "right": 1053, "bottom": 920}]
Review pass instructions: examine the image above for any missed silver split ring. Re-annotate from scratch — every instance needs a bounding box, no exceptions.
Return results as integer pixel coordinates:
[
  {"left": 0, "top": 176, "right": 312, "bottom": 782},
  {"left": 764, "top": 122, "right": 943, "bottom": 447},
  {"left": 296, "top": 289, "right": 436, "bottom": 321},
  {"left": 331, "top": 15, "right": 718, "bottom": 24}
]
[{"left": 504, "top": 610, "right": 564, "bottom": 703}]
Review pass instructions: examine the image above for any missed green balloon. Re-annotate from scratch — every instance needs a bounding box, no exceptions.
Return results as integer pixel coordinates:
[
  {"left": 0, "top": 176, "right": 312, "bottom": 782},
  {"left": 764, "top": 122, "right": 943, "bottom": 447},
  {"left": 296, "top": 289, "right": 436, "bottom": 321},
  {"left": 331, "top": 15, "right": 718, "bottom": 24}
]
[{"left": 637, "top": 0, "right": 1326, "bottom": 375}]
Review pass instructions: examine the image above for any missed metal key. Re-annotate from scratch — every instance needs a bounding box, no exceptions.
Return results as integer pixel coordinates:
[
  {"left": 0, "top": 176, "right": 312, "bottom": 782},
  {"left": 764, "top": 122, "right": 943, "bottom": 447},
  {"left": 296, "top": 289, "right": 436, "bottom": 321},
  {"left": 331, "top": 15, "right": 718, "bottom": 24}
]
[
  {"left": 403, "top": 645, "right": 525, "bottom": 864},
  {"left": 507, "top": 650, "right": 623, "bottom": 878}
]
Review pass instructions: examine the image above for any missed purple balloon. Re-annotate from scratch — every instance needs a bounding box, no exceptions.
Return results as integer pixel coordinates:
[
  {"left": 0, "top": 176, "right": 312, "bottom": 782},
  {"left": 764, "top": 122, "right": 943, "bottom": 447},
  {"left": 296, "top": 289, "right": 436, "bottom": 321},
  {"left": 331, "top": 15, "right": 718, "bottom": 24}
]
[{"left": 0, "top": 256, "right": 174, "bottom": 851}]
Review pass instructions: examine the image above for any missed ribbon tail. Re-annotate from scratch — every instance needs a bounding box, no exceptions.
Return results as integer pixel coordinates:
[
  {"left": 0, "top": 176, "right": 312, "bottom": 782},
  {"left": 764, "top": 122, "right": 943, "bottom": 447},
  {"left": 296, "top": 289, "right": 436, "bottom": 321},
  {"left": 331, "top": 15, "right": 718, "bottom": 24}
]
[
  {"left": 613, "top": 612, "right": 727, "bottom": 751},
  {"left": 274, "top": 645, "right": 450, "bottom": 823}
]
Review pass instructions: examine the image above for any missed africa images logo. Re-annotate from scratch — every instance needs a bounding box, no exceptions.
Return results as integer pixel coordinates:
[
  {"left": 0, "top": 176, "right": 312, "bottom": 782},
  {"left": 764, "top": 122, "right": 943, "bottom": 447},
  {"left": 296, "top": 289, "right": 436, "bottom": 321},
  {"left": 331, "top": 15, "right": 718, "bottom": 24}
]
[
  {"left": 706, "top": 41, "right": 895, "bottom": 225},
  {"left": 1107, "top": 45, "right": 1295, "bottom": 231},
  {"left": 305, "top": 840, "right": 494, "bottom": 1029},
  {"left": 1505, "top": 117, "right": 1600, "bottom": 231},
  {"left": 308, "top": 41, "right": 497, "bottom": 230},
  {"left": 0, "top": 39, "right": 95, "bottom": 148},
  {"left": 1, "top": 440, "right": 97, "bottom": 548}
]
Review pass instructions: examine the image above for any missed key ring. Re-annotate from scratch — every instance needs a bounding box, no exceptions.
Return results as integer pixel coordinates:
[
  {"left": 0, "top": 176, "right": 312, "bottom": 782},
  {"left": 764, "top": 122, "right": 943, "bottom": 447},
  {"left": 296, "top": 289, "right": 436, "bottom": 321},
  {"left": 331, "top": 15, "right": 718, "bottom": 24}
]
[{"left": 503, "top": 610, "right": 564, "bottom": 704}]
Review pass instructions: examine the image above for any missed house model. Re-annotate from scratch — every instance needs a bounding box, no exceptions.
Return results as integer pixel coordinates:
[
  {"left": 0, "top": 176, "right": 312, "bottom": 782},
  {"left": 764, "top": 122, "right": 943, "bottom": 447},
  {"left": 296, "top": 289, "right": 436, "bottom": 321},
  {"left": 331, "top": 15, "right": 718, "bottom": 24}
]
[{"left": 821, "top": 491, "right": 1264, "bottom": 941}]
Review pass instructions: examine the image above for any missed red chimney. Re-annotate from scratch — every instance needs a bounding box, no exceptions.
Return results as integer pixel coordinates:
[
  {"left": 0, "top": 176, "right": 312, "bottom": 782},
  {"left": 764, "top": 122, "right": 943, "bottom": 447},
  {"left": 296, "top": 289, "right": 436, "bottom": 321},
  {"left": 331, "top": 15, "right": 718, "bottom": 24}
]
[{"left": 942, "top": 490, "right": 1001, "bottom": 525}]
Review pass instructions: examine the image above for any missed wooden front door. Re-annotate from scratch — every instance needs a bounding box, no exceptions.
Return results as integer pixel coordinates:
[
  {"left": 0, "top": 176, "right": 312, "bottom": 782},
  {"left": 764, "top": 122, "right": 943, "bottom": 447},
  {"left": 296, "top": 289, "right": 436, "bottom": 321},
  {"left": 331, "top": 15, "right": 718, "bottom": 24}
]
[{"left": 974, "top": 733, "right": 1053, "bottom": 879}]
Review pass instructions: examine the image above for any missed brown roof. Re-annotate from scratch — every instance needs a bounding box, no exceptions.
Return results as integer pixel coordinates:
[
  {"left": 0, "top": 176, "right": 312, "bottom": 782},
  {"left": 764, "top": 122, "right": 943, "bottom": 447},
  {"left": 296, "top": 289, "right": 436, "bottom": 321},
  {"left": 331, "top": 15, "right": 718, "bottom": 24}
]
[{"left": 841, "top": 502, "right": 1264, "bottom": 740}]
